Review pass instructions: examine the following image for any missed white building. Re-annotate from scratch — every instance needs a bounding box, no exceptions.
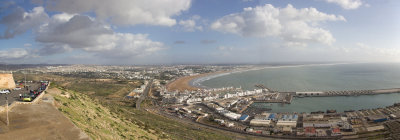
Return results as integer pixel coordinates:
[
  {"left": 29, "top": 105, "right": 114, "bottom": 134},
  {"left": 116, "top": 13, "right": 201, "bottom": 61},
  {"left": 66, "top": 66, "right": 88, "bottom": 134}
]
[
  {"left": 223, "top": 112, "right": 241, "bottom": 120},
  {"left": 250, "top": 119, "right": 271, "bottom": 127},
  {"left": 276, "top": 120, "right": 297, "bottom": 128}
]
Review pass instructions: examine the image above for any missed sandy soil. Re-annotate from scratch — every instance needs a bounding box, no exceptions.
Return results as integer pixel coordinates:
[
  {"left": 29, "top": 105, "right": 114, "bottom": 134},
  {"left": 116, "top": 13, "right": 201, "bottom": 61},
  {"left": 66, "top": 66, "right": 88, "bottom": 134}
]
[
  {"left": 0, "top": 96, "right": 89, "bottom": 140},
  {"left": 166, "top": 71, "right": 228, "bottom": 92}
]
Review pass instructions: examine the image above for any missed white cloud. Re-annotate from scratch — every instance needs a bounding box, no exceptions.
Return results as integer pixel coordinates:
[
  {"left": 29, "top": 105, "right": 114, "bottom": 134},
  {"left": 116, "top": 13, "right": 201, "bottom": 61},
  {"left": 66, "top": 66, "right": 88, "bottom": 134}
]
[
  {"left": 0, "top": 48, "right": 29, "bottom": 59},
  {"left": 325, "top": 0, "right": 364, "bottom": 10},
  {"left": 51, "top": 12, "right": 76, "bottom": 22},
  {"left": 217, "top": 46, "right": 234, "bottom": 51},
  {"left": 24, "top": 43, "right": 32, "bottom": 47},
  {"left": 211, "top": 4, "right": 345, "bottom": 46},
  {"left": 97, "top": 33, "right": 165, "bottom": 58},
  {"left": 42, "top": 0, "right": 192, "bottom": 26},
  {"left": 1, "top": 6, "right": 166, "bottom": 59},
  {"left": 215, "top": 46, "right": 235, "bottom": 57},
  {"left": 36, "top": 14, "right": 165, "bottom": 58},
  {"left": 36, "top": 15, "right": 114, "bottom": 51},
  {"left": 178, "top": 15, "right": 203, "bottom": 32},
  {"left": 0, "top": 6, "right": 49, "bottom": 39},
  {"left": 179, "top": 19, "right": 203, "bottom": 32}
]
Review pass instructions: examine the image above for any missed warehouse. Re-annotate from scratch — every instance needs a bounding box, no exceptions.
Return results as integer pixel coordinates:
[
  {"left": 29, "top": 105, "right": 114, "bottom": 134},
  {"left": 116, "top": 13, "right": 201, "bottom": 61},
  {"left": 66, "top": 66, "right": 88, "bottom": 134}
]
[
  {"left": 239, "top": 114, "right": 249, "bottom": 121},
  {"left": 276, "top": 120, "right": 297, "bottom": 128},
  {"left": 268, "top": 113, "right": 276, "bottom": 120},
  {"left": 250, "top": 119, "right": 271, "bottom": 127},
  {"left": 367, "top": 115, "right": 388, "bottom": 123}
]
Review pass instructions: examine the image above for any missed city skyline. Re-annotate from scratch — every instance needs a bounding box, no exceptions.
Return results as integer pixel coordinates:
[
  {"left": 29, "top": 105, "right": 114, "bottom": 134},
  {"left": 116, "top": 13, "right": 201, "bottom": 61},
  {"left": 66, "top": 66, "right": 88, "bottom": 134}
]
[{"left": 0, "top": 0, "right": 399, "bottom": 64}]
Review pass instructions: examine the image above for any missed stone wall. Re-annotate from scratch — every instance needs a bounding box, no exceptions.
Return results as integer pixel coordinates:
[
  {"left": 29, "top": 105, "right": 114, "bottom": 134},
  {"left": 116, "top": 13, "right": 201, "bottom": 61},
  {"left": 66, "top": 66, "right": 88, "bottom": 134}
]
[{"left": 0, "top": 73, "right": 16, "bottom": 89}]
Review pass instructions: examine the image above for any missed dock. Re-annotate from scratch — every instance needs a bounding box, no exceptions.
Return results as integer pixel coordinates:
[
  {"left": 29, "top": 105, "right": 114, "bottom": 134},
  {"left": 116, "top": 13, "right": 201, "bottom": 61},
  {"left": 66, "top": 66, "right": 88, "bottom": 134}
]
[
  {"left": 255, "top": 84, "right": 274, "bottom": 92},
  {"left": 252, "top": 92, "right": 293, "bottom": 104},
  {"left": 238, "top": 101, "right": 253, "bottom": 113}
]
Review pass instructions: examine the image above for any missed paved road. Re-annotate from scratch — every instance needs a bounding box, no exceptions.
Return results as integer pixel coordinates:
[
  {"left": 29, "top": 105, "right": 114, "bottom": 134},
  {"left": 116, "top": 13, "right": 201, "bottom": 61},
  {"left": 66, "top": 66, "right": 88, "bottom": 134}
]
[
  {"left": 0, "top": 83, "right": 41, "bottom": 106},
  {"left": 136, "top": 79, "right": 153, "bottom": 109}
]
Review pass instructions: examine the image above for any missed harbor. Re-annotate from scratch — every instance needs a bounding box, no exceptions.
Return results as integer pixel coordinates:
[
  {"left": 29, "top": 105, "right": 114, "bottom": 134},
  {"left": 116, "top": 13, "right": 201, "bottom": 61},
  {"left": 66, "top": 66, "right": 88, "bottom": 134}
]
[
  {"left": 253, "top": 84, "right": 400, "bottom": 103},
  {"left": 249, "top": 92, "right": 400, "bottom": 113},
  {"left": 242, "top": 85, "right": 400, "bottom": 114},
  {"left": 160, "top": 63, "right": 400, "bottom": 139}
]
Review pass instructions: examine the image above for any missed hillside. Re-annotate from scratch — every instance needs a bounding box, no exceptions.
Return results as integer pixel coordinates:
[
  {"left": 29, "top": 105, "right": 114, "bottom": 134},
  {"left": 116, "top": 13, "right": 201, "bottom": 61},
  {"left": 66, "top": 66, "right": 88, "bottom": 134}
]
[
  {"left": 13, "top": 74, "right": 249, "bottom": 139},
  {"left": 48, "top": 86, "right": 161, "bottom": 139}
]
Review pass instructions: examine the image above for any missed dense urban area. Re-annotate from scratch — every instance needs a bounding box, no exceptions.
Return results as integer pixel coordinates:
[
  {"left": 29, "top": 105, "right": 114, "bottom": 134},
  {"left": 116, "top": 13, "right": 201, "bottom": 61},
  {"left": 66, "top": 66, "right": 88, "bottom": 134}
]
[{"left": 0, "top": 64, "right": 399, "bottom": 139}]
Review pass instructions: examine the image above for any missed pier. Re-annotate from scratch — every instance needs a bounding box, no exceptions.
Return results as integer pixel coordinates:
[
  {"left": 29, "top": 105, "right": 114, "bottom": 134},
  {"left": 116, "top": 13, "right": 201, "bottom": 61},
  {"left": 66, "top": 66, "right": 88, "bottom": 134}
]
[
  {"left": 252, "top": 92, "right": 293, "bottom": 104},
  {"left": 295, "top": 88, "right": 400, "bottom": 97},
  {"left": 254, "top": 84, "right": 400, "bottom": 104},
  {"left": 255, "top": 84, "right": 274, "bottom": 92}
]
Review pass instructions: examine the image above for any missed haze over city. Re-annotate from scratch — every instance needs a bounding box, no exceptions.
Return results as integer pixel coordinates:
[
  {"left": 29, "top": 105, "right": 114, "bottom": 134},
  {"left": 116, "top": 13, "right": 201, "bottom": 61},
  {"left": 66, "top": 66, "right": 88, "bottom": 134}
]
[{"left": 0, "top": 0, "right": 399, "bottom": 65}]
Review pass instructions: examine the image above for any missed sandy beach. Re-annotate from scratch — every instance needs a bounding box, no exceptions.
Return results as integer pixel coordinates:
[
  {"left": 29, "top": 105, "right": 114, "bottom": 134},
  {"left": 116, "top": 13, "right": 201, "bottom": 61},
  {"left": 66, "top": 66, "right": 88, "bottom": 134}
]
[
  {"left": 166, "top": 71, "right": 228, "bottom": 92},
  {"left": 166, "top": 66, "right": 267, "bottom": 92}
]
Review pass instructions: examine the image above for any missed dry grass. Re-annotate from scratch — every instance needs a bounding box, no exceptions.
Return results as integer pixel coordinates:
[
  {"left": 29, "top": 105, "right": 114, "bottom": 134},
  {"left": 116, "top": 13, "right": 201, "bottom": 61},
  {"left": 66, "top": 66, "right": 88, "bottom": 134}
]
[{"left": 50, "top": 87, "right": 161, "bottom": 140}]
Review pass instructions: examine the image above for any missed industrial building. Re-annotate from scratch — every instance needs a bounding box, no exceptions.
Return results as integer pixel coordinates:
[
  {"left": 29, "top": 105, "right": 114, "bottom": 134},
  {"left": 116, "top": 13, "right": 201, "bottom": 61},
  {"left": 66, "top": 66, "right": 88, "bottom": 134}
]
[
  {"left": 268, "top": 113, "right": 276, "bottom": 121},
  {"left": 367, "top": 115, "right": 388, "bottom": 123},
  {"left": 249, "top": 119, "right": 271, "bottom": 126},
  {"left": 276, "top": 120, "right": 297, "bottom": 128},
  {"left": 239, "top": 114, "right": 249, "bottom": 121}
]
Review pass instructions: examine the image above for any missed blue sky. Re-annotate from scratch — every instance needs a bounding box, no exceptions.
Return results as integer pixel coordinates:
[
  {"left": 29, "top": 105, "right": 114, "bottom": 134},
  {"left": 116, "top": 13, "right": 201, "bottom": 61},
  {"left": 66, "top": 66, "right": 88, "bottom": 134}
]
[{"left": 0, "top": 0, "right": 399, "bottom": 64}]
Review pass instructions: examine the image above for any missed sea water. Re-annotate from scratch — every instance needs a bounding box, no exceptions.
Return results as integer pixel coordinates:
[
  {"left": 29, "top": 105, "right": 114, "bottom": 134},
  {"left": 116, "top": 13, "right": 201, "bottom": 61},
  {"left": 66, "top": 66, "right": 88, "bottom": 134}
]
[{"left": 198, "top": 63, "right": 400, "bottom": 112}]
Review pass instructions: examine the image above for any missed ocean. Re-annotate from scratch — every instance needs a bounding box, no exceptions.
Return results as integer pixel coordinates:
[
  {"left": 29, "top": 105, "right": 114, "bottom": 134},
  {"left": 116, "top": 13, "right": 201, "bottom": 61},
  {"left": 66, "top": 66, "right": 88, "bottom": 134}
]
[{"left": 196, "top": 63, "right": 400, "bottom": 112}]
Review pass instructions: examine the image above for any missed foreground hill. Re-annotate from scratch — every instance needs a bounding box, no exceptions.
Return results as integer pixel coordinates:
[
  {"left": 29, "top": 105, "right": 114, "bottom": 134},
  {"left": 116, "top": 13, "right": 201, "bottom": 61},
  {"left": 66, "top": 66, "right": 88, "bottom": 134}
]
[
  {"left": 44, "top": 76, "right": 236, "bottom": 139},
  {"left": 10, "top": 73, "right": 261, "bottom": 139},
  {"left": 0, "top": 94, "right": 89, "bottom": 140},
  {"left": 49, "top": 86, "right": 161, "bottom": 139}
]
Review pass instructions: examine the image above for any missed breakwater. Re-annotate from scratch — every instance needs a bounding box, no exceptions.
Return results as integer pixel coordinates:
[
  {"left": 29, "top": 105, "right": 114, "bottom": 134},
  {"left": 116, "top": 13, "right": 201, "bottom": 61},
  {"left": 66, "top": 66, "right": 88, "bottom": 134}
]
[{"left": 294, "top": 88, "right": 400, "bottom": 97}]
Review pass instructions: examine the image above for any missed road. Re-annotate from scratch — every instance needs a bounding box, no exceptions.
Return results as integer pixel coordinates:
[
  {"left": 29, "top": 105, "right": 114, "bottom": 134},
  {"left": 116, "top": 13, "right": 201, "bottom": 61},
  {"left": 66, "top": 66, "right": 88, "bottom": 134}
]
[{"left": 135, "top": 79, "right": 153, "bottom": 109}]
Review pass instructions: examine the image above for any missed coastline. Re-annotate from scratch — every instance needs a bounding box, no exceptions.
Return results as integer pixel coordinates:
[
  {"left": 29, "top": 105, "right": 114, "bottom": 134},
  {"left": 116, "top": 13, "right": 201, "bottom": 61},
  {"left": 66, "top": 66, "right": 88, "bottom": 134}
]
[
  {"left": 167, "top": 62, "right": 354, "bottom": 92},
  {"left": 188, "top": 66, "right": 270, "bottom": 90},
  {"left": 189, "top": 62, "right": 352, "bottom": 90},
  {"left": 166, "top": 71, "right": 230, "bottom": 92}
]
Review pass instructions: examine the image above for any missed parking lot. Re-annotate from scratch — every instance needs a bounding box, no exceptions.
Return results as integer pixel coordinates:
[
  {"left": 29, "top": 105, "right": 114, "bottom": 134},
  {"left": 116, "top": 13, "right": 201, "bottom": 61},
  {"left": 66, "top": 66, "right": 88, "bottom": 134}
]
[{"left": 0, "top": 83, "right": 42, "bottom": 106}]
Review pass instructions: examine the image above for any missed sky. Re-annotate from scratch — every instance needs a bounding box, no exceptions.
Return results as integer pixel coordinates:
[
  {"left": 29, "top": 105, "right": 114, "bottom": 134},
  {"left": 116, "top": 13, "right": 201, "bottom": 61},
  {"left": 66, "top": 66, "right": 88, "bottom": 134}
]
[{"left": 0, "top": 0, "right": 399, "bottom": 65}]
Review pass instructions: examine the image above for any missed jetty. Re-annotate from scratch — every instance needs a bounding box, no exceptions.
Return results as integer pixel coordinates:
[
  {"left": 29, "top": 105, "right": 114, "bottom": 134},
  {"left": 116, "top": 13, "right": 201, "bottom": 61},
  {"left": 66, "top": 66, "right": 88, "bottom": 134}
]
[
  {"left": 255, "top": 84, "right": 274, "bottom": 92},
  {"left": 295, "top": 88, "right": 400, "bottom": 97},
  {"left": 253, "top": 84, "right": 400, "bottom": 104},
  {"left": 252, "top": 92, "right": 293, "bottom": 104}
]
